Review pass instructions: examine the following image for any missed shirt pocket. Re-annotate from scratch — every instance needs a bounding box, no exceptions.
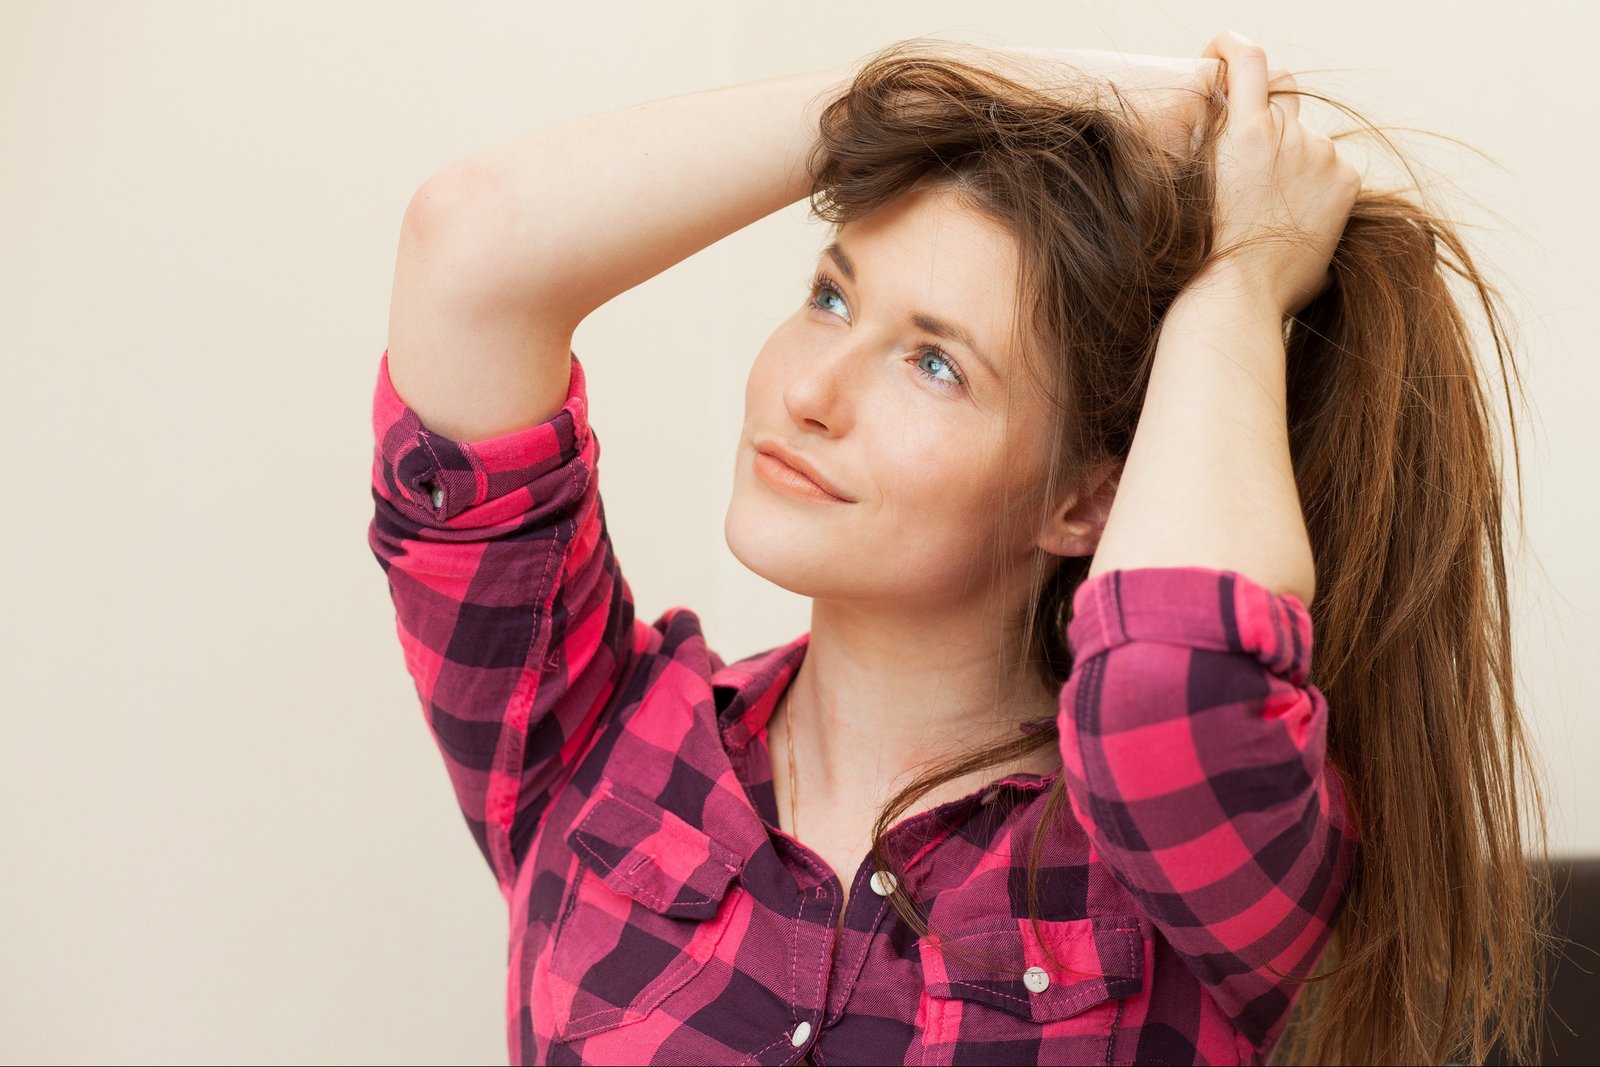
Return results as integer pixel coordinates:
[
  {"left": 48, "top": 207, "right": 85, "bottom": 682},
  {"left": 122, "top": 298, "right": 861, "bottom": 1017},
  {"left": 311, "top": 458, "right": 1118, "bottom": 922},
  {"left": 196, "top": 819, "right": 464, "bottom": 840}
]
[
  {"left": 547, "top": 777, "right": 743, "bottom": 1043},
  {"left": 916, "top": 914, "right": 1147, "bottom": 1067}
]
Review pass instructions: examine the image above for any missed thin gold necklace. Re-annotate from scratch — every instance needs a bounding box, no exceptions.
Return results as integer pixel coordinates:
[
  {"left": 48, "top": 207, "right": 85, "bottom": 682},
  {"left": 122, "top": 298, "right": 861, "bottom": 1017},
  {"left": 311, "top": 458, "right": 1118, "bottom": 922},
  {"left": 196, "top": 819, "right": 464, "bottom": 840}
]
[{"left": 781, "top": 688, "right": 798, "bottom": 838}]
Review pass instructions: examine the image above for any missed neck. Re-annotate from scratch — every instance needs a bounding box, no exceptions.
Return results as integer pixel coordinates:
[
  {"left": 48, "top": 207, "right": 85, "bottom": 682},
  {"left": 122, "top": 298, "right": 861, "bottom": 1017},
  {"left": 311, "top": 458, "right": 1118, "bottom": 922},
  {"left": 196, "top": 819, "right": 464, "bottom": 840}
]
[{"left": 784, "top": 586, "right": 1062, "bottom": 815}]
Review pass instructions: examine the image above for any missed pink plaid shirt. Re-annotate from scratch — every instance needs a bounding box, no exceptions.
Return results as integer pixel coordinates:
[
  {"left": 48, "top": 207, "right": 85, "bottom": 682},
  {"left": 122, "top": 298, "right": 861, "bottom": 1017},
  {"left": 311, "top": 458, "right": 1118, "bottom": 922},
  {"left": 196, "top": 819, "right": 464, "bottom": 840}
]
[{"left": 367, "top": 349, "right": 1359, "bottom": 1065}]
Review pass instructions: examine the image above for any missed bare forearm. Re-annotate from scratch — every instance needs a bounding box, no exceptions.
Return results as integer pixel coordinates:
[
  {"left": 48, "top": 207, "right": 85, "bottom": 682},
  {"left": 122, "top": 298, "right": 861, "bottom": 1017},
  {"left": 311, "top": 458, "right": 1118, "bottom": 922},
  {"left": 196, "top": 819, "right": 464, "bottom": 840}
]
[
  {"left": 1086, "top": 285, "right": 1317, "bottom": 605},
  {"left": 410, "top": 65, "right": 859, "bottom": 321}
]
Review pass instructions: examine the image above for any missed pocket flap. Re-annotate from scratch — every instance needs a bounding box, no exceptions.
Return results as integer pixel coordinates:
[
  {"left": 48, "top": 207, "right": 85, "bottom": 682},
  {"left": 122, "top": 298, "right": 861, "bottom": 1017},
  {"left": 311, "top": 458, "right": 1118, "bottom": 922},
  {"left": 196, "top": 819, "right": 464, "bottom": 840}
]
[
  {"left": 564, "top": 779, "right": 742, "bottom": 920},
  {"left": 918, "top": 914, "right": 1146, "bottom": 1023}
]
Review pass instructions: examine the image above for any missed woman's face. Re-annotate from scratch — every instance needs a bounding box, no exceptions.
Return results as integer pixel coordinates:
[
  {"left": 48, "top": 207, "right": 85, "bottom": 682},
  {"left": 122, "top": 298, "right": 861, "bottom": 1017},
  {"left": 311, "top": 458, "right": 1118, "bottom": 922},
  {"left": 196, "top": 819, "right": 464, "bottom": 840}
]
[{"left": 725, "top": 184, "right": 1089, "bottom": 611}]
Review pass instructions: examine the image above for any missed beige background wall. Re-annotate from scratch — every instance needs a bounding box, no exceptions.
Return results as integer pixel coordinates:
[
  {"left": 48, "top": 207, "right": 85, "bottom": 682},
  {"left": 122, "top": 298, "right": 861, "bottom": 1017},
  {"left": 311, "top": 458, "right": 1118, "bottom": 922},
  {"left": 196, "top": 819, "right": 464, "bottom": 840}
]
[{"left": 3, "top": 1, "right": 1593, "bottom": 1061}]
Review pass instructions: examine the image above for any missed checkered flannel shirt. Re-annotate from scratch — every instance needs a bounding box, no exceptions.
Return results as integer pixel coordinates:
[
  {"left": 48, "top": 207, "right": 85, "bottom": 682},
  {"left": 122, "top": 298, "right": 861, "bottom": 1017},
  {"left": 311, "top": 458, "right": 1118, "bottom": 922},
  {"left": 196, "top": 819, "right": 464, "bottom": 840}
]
[{"left": 367, "top": 350, "right": 1359, "bottom": 1066}]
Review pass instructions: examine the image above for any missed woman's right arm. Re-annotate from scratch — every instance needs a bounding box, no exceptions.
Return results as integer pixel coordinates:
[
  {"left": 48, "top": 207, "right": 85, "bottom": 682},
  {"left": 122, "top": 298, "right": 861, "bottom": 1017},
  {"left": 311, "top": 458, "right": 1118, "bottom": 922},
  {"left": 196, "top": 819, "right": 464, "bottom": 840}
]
[
  {"left": 386, "top": 64, "right": 858, "bottom": 445},
  {"left": 372, "top": 63, "right": 862, "bottom": 895}
]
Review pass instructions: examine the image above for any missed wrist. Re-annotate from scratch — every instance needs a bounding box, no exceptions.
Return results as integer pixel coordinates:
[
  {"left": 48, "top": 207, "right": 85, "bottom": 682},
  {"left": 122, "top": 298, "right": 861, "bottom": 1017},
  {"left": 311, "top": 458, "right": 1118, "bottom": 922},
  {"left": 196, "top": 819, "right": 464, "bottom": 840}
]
[
  {"left": 1176, "top": 269, "right": 1287, "bottom": 321},
  {"left": 1158, "top": 279, "right": 1289, "bottom": 385}
]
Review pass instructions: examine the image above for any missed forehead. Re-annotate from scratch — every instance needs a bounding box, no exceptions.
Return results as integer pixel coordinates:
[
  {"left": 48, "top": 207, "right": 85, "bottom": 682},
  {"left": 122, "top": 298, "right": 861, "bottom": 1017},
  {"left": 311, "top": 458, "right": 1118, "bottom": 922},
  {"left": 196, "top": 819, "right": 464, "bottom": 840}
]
[{"left": 833, "top": 185, "right": 1022, "bottom": 360}]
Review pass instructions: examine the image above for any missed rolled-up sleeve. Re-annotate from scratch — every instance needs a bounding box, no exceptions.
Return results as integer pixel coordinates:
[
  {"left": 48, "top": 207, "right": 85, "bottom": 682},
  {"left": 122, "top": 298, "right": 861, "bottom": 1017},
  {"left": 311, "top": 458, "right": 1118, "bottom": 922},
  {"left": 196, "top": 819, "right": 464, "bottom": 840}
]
[
  {"left": 1057, "top": 566, "right": 1359, "bottom": 1050},
  {"left": 367, "top": 349, "right": 638, "bottom": 898}
]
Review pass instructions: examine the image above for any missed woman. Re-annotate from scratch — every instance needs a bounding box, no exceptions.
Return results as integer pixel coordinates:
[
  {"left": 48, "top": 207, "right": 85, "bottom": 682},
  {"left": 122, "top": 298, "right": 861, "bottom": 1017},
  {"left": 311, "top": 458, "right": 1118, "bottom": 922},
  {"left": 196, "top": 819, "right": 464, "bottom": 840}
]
[{"left": 368, "top": 31, "right": 1548, "bottom": 1065}]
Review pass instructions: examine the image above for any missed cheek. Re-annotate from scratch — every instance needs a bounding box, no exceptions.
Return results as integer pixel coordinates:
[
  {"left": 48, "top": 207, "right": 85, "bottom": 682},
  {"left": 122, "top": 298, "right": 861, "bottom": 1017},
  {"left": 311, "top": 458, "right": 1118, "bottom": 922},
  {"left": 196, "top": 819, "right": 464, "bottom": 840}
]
[{"left": 872, "top": 433, "right": 1013, "bottom": 559}]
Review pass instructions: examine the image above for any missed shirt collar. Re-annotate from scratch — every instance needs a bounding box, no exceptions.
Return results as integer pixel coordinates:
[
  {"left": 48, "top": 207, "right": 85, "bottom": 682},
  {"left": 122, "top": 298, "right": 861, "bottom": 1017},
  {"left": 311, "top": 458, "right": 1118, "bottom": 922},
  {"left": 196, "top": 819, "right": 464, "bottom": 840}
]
[{"left": 714, "top": 632, "right": 809, "bottom": 752}]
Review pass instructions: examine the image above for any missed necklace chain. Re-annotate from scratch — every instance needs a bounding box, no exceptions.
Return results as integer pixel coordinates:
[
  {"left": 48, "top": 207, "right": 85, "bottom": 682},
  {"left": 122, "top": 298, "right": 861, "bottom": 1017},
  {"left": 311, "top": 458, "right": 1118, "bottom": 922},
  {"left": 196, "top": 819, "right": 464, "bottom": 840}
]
[{"left": 783, "top": 688, "right": 798, "bottom": 839}]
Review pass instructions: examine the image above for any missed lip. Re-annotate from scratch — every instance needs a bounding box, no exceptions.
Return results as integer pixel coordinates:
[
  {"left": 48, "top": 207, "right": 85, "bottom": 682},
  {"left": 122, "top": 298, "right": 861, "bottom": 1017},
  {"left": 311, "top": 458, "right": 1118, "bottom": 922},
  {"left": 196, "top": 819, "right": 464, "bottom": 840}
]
[{"left": 752, "top": 442, "right": 855, "bottom": 503}]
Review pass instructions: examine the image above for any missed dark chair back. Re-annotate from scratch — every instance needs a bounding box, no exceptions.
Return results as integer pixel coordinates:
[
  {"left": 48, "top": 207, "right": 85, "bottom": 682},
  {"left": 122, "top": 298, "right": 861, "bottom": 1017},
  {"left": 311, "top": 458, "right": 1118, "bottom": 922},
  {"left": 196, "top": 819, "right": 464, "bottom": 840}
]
[{"left": 1487, "top": 856, "right": 1600, "bottom": 1065}]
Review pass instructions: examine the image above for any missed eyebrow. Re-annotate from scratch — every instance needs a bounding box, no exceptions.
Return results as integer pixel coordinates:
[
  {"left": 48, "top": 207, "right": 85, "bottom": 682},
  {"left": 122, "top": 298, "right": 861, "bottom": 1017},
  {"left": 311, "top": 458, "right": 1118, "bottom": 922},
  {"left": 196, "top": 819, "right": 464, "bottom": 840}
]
[{"left": 823, "top": 242, "right": 1001, "bottom": 383}]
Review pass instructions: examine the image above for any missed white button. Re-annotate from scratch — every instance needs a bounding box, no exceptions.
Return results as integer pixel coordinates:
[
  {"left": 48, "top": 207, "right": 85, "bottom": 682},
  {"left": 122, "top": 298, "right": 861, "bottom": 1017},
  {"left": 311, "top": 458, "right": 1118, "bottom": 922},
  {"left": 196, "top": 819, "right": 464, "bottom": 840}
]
[
  {"left": 789, "top": 1020, "right": 812, "bottom": 1048},
  {"left": 429, "top": 485, "right": 444, "bottom": 508},
  {"left": 869, "top": 870, "right": 898, "bottom": 896},
  {"left": 1022, "top": 966, "right": 1051, "bottom": 994}
]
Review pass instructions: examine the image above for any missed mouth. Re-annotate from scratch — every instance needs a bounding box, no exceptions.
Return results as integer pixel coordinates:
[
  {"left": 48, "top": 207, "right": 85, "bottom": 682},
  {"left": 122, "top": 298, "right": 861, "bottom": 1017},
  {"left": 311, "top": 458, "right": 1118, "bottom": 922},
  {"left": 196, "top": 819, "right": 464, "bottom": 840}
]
[{"left": 753, "top": 447, "right": 853, "bottom": 504}]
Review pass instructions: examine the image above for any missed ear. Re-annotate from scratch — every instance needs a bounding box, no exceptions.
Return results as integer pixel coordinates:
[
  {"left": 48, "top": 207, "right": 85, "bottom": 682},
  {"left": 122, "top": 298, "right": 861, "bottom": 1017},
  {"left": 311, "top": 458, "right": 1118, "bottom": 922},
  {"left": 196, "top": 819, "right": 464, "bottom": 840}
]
[{"left": 1034, "top": 460, "right": 1122, "bottom": 558}]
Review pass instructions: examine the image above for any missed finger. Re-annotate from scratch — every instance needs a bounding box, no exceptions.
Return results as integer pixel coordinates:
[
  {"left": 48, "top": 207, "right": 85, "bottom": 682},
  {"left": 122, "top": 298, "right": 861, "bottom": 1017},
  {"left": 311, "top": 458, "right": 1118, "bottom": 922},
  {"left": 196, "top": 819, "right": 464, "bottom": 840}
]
[
  {"left": 1268, "top": 67, "right": 1300, "bottom": 122},
  {"left": 1201, "top": 30, "right": 1269, "bottom": 113}
]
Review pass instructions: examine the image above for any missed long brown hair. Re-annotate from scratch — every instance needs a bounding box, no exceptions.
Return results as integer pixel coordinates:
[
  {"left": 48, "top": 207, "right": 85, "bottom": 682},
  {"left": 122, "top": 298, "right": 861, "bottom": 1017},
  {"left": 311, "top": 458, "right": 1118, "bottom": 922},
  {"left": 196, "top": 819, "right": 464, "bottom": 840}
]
[{"left": 807, "top": 38, "right": 1553, "bottom": 1065}]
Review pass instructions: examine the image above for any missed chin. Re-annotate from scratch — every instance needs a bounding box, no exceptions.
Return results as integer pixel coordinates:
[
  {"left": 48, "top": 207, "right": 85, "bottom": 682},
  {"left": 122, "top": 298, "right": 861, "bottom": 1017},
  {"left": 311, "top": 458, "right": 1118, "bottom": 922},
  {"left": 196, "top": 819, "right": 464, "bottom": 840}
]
[
  {"left": 722, "top": 490, "right": 966, "bottom": 608},
  {"left": 722, "top": 489, "right": 844, "bottom": 599}
]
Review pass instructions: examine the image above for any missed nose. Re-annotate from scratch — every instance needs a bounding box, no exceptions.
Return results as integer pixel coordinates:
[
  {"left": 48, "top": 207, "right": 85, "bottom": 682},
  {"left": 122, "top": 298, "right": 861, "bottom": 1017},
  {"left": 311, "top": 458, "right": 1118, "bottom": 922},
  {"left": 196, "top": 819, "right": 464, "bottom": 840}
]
[{"left": 782, "top": 338, "right": 859, "bottom": 437}]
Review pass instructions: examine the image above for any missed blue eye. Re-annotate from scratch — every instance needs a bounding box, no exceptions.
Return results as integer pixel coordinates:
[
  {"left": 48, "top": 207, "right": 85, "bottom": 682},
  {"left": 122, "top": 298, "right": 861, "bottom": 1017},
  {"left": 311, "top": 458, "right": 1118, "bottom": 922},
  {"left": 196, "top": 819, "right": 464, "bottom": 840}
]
[
  {"left": 812, "top": 275, "right": 851, "bottom": 316},
  {"left": 915, "top": 343, "right": 960, "bottom": 390},
  {"left": 914, "top": 347, "right": 964, "bottom": 388},
  {"left": 806, "top": 269, "right": 968, "bottom": 393}
]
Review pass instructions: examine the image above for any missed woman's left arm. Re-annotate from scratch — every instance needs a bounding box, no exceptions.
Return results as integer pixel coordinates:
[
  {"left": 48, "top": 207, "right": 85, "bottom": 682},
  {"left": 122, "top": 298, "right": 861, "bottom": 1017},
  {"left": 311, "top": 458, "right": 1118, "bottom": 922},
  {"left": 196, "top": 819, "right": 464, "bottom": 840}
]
[
  {"left": 1085, "top": 30, "right": 1360, "bottom": 605},
  {"left": 1059, "top": 32, "right": 1364, "bottom": 1050},
  {"left": 1085, "top": 284, "right": 1313, "bottom": 601}
]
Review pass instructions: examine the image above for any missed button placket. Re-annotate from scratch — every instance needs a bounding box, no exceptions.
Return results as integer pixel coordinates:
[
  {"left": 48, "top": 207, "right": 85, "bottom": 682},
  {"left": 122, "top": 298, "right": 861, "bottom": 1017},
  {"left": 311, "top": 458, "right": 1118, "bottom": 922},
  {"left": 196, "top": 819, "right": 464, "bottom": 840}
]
[{"left": 779, "top": 873, "right": 835, "bottom": 1061}]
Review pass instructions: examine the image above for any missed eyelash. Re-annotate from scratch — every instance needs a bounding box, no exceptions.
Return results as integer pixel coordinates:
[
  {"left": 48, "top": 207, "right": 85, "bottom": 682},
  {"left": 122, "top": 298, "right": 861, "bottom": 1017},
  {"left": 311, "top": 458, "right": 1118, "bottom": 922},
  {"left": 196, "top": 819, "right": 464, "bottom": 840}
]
[{"left": 806, "top": 270, "right": 968, "bottom": 391}]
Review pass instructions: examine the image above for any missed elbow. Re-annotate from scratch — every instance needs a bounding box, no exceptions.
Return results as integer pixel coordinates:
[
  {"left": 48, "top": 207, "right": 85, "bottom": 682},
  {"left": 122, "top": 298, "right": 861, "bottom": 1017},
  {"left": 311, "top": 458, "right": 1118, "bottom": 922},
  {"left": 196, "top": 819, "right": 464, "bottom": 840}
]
[
  {"left": 399, "top": 165, "right": 526, "bottom": 289},
  {"left": 397, "top": 163, "right": 571, "bottom": 317},
  {"left": 403, "top": 159, "right": 514, "bottom": 242}
]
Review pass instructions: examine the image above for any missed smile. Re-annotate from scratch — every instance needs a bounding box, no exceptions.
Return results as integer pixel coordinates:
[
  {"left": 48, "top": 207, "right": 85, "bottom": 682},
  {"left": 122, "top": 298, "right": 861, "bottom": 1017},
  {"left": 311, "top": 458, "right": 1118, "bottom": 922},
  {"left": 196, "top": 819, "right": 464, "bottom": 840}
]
[{"left": 754, "top": 450, "right": 852, "bottom": 503}]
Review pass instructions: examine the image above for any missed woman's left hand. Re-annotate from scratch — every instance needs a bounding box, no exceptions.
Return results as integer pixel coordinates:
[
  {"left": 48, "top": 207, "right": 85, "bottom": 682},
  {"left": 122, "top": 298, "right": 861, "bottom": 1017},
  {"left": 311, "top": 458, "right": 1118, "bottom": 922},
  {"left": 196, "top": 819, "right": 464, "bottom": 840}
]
[{"left": 1193, "top": 30, "right": 1361, "bottom": 318}]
